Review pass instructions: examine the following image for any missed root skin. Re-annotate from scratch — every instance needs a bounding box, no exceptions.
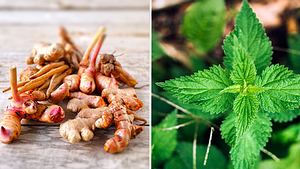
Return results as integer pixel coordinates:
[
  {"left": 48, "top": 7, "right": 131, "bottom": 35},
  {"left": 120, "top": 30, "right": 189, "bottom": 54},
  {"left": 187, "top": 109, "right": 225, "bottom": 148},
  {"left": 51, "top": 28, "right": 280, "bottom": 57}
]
[{"left": 64, "top": 74, "right": 80, "bottom": 92}]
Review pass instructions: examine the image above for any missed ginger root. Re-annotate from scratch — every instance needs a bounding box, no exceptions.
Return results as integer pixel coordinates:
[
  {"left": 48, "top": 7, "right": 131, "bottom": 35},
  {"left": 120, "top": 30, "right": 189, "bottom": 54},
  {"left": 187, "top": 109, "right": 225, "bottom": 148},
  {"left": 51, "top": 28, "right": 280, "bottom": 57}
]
[
  {"left": 27, "top": 43, "right": 64, "bottom": 65},
  {"left": 60, "top": 98, "right": 107, "bottom": 143}
]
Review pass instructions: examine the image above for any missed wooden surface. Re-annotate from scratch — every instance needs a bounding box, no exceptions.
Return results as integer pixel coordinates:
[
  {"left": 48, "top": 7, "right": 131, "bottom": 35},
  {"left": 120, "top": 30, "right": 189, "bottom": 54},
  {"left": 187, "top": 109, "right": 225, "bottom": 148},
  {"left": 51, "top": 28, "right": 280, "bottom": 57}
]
[{"left": 0, "top": 1, "right": 150, "bottom": 169}]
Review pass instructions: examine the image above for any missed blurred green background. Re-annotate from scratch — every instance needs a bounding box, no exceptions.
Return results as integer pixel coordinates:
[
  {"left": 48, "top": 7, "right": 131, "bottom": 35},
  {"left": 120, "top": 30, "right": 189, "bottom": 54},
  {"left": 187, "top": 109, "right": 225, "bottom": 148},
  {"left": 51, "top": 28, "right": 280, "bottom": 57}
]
[{"left": 152, "top": 0, "right": 300, "bottom": 168}]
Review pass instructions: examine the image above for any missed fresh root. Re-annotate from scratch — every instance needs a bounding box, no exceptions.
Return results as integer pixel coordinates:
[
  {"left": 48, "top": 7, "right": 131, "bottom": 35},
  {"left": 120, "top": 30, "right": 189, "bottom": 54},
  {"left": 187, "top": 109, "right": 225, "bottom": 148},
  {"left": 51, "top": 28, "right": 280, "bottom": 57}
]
[
  {"left": 18, "top": 65, "right": 69, "bottom": 93},
  {"left": 20, "top": 66, "right": 38, "bottom": 82},
  {"left": 79, "top": 30, "right": 106, "bottom": 94},
  {"left": 30, "top": 61, "right": 65, "bottom": 79},
  {"left": 50, "top": 83, "right": 69, "bottom": 103},
  {"left": 46, "top": 68, "right": 72, "bottom": 97},
  {"left": 2, "top": 27, "right": 145, "bottom": 153},
  {"left": 99, "top": 54, "right": 137, "bottom": 87},
  {"left": 69, "top": 92, "right": 106, "bottom": 108},
  {"left": 0, "top": 67, "right": 65, "bottom": 143},
  {"left": 98, "top": 103, "right": 143, "bottom": 153},
  {"left": 64, "top": 74, "right": 80, "bottom": 92},
  {"left": 59, "top": 27, "right": 82, "bottom": 70},
  {"left": 29, "top": 43, "right": 64, "bottom": 65},
  {"left": 60, "top": 100, "right": 107, "bottom": 143}
]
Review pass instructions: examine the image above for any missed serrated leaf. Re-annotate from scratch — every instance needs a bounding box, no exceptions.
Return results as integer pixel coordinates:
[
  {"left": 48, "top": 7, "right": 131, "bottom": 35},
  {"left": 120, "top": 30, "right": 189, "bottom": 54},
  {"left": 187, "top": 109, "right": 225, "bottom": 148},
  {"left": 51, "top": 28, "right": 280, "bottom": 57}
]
[
  {"left": 181, "top": 0, "right": 225, "bottom": 53},
  {"left": 221, "top": 113, "right": 237, "bottom": 147},
  {"left": 231, "top": 112, "right": 272, "bottom": 169},
  {"left": 223, "top": 0, "right": 272, "bottom": 72},
  {"left": 256, "top": 65, "right": 300, "bottom": 113},
  {"left": 152, "top": 31, "right": 165, "bottom": 61},
  {"left": 233, "top": 94, "right": 259, "bottom": 136},
  {"left": 230, "top": 42, "right": 257, "bottom": 84},
  {"left": 164, "top": 142, "right": 226, "bottom": 169},
  {"left": 269, "top": 109, "right": 300, "bottom": 123},
  {"left": 152, "top": 110, "right": 178, "bottom": 167},
  {"left": 157, "top": 65, "right": 234, "bottom": 114}
]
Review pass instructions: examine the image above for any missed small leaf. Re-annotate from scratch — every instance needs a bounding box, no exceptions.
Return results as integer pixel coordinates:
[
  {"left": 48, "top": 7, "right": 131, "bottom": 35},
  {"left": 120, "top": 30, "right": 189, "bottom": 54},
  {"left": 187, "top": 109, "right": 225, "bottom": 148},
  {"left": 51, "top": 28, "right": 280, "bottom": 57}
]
[
  {"left": 181, "top": 0, "right": 226, "bottom": 53},
  {"left": 157, "top": 65, "right": 234, "bottom": 114},
  {"left": 230, "top": 42, "right": 257, "bottom": 84},
  {"left": 231, "top": 112, "right": 272, "bottom": 169},
  {"left": 268, "top": 109, "right": 300, "bottom": 123},
  {"left": 221, "top": 113, "right": 236, "bottom": 147},
  {"left": 256, "top": 65, "right": 300, "bottom": 113},
  {"left": 152, "top": 31, "right": 165, "bottom": 61},
  {"left": 223, "top": 0, "right": 272, "bottom": 72},
  {"left": 152, "top": 110, "right": 178, "bottom": 167},
  {"left": 233, "top": 94, "right": 259, "bottom": 136}
]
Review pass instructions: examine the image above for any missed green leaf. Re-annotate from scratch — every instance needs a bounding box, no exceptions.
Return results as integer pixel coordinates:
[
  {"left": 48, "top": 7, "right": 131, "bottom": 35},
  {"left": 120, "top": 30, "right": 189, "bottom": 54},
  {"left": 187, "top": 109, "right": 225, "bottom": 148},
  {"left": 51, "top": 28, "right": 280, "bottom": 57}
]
[
  {"left": 268, "top": 109, "right": 300, "bottom": 123},
  {"left": 157, "top": 65, "right": 234, "bottom": 114},
  {"left": 273, "top": 123, "right": 300, "bottom": 144},
  {"left": 233, "top": 94, "right": 259, "bottom": 136},
  {"left": 223, "top": 0, "right": 272, "bottom": 72},
  {"left": 256, "top": 65, "right": 300, "bottom": 113},
  {"left": 152, "top": 31, "right": 165, "bottom": 61},
  {"left": 152, "top": 110, "right": 178, "bottom": 167},
  {"left": 165, "top": 142, "right": 226, "bottom": 169},
  {"left": 181, "top": 0, "right": 226, "bottom": 53},
  {"left": 164, "top": 156, "right": 186, "bottom": 169},
  {"left": 230, "top": 43, "right": 257, "bottom": 84},
  {"left": 221, "top": 113, "right": 237, "bottom": 147},
  {"left": 231, "top": 112, "right": 272, "bottom": 169}
]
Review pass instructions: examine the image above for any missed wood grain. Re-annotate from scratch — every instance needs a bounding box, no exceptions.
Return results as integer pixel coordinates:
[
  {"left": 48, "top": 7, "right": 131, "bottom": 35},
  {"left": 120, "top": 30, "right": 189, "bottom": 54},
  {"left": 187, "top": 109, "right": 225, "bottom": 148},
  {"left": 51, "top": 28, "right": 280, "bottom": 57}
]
[
  {"left": 0, "top": 1, "right": 150, "bottom": 168},
  {"left": 0, "top": 126, "right": 149, "bottom": 169},
  {"left": 0, "top": 0, "right": 149, "bottom": 10}
]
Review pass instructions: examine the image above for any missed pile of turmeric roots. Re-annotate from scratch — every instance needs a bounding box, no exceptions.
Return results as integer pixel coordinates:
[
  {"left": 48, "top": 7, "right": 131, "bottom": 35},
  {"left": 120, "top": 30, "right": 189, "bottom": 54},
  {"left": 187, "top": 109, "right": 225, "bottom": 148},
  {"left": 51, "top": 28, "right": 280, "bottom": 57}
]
[{"left": 0, "top": 27, "right": 146, "bottom": 153}]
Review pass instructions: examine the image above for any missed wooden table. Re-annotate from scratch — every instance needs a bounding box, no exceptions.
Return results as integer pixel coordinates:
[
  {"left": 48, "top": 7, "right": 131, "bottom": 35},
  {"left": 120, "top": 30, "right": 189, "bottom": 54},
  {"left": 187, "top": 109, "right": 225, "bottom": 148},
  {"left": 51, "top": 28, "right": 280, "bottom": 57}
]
[{"left": 0, "top": 1, "right": 150, "bottom": 169}]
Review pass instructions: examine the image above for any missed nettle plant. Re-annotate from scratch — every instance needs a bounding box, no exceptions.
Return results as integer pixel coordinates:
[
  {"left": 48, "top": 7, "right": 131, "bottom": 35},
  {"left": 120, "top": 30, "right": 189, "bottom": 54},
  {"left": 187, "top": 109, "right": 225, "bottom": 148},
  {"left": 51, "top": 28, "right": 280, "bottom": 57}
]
[{"left": 157, "top": 1, "right": 300, "bottom": 169}]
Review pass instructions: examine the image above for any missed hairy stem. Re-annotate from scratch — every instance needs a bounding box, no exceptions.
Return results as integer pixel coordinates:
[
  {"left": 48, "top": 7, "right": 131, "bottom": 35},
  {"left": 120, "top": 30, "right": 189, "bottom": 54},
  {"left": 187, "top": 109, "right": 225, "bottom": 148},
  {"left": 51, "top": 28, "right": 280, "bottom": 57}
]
[
  {"left": 152, "top": 93, "right": 219, "bottom": 129},
  {"left": 204, "top": 127, "right": 214, "bottom": 166}
]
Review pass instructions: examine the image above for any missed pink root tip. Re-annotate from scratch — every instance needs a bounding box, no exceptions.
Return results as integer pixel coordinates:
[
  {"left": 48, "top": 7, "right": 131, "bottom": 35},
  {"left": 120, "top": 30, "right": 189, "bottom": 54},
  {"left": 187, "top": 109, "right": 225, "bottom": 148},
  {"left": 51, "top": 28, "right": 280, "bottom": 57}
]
[
  {"left": 49, "top": 107, "right": 65, "bottom": 122},
  {"left": 0, "top": 126, "right": 10, "bottom": 138}
]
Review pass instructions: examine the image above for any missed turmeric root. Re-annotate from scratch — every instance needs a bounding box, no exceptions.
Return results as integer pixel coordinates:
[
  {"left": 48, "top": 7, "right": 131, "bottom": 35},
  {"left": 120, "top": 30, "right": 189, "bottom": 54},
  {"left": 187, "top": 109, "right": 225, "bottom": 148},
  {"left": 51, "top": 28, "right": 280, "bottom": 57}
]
[
  {"left": 69, "top": 92, "right": 106, "bottom": 108},
  {"left": 99, "top": 54, "right": 137, "bottom": 87},
  {"left": 101, "top": 76, "right": 143, "bottom": 111},
  {"left": 95, "top": 72, "right": 118, "bottom": 91},
  {"left": 96, "top": 103, "right": 143, "bottom": 153}
]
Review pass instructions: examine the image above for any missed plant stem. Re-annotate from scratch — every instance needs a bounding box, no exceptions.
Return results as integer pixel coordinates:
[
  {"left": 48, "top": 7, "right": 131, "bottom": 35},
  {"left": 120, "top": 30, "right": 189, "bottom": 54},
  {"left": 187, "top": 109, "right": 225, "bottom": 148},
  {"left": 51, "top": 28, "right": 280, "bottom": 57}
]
[
  {"left": 161, "top": 120, "right": 194, "bottom": 131},
  {"left": 152, "top": 93, "right": 219, "bottom": 129},
  {"left": 204, "top": 127, "right": 214, "bottom": 166},
  {"left": 261, "top": 148, "right": 280, "bottom": 162},
  {"left": 193, "top": 124, "right": 199, "bottom": 169}
]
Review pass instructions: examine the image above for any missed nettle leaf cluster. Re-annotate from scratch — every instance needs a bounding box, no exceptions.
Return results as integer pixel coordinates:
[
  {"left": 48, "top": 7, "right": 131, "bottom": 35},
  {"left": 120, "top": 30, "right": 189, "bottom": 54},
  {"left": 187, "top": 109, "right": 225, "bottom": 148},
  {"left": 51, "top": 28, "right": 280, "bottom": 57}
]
[{"left": 157, "top": 1, "right": 300, "bottom": 169}]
